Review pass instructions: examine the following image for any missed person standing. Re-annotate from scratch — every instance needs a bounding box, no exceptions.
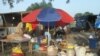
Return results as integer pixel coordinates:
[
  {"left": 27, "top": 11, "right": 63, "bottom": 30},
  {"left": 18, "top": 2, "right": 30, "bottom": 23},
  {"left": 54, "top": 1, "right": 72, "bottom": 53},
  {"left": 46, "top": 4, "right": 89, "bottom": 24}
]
[{"left": 44, "top": 29, "right": 51, "bottom": 46}]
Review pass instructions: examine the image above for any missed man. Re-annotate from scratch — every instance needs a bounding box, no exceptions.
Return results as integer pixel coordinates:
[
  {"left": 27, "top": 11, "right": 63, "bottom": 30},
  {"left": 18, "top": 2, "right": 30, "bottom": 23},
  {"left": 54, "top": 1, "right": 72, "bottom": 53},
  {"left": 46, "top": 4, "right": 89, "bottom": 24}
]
[{"left": 44, "top": 29, "right": 51, "bottom": 46}]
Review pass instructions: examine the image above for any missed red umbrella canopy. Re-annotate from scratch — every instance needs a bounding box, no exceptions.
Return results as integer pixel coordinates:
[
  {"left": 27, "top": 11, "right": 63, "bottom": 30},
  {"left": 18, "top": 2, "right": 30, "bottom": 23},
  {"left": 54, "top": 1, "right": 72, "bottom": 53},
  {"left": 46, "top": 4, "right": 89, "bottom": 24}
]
[
  {"left": 22, "top": 9, "right": 41, "bottom": 30},
  {"left": 56, "top": 9, "right": 74, "bottom": 26},
  {"left": 22, "top": 8, "right": 74, "bottom": 27},
  {"left": 22, "top": 9, "right": 41, "bottom": 22},
  {"left": 31, "top": 21, "right": 39, "bottom": 30}
]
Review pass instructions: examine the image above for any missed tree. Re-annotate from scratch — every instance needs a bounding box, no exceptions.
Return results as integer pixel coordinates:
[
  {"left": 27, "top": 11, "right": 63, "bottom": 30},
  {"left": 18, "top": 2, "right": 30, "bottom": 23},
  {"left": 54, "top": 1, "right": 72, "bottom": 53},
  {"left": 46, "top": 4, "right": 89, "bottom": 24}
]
[
  {"left": 74, "top": 12, "right": 94, "bottom": 20},
  {"left": 83, "top": 12, "right": 93, "bottom": 16},
  {"left": 2, "top": 0, "right": 23, "bottom": 8},
  {"left": 40, "top": 0, "right": 52, "bottom": 8},
  {"left": 2, "top": 0, "right": 69, "bottom": 8},
  {"left": 26, "top": 0, "right": 53, "bottom": 11},
  {"left": 74, "top": 13, "right": 83, "bottom": 20},
  {"left": 26, "top": 3, "right": 40, "bottom": 11}
]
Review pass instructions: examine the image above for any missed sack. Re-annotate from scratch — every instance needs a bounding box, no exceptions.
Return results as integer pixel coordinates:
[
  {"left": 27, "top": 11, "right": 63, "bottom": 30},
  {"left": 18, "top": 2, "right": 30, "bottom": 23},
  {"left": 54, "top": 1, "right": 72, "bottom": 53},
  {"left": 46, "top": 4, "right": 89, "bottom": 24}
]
[
  {"left": 47, "top": 45, "right": 57, "bottom": 56},
  {"left": 86, "top": 52, "right": 98, "bottom": 56},
  {"left": 67, "top": 49, "right": 75, "bottom": 56},
  {"left": 59, "top": 51, "right": 67, "bottom": 56},
  {"left": 75, "top": 45, "right": 86, "bottom": 56}
]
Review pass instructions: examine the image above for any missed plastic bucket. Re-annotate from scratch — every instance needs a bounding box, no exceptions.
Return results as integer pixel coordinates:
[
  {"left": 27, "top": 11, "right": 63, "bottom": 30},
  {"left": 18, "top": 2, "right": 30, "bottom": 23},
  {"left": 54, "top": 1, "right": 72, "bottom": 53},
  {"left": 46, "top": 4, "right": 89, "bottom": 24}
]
[{"left": 89, "top": 38, "right": 97, "bottom": 49}]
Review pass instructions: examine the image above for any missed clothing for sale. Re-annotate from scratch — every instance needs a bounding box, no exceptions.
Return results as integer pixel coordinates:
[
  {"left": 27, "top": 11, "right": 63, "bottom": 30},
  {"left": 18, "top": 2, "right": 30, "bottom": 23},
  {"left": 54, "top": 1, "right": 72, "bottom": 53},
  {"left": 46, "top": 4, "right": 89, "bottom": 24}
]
[{"left": 25, "top": 23, "right": 32, "bottom": 32}]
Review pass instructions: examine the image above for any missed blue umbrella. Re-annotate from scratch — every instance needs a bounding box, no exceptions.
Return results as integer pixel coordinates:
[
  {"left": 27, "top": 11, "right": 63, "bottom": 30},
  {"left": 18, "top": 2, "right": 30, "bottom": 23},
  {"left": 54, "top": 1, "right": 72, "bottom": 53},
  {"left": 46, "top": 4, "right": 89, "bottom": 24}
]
[
  {"left": 37, "top": 7, "right": 61, "bottom": 46},
  {"left": 37, "top": 7, "right": 61, "bottom": 26},
  {"left": 95, "top": 15, "right": 100, "bottom": 28}
]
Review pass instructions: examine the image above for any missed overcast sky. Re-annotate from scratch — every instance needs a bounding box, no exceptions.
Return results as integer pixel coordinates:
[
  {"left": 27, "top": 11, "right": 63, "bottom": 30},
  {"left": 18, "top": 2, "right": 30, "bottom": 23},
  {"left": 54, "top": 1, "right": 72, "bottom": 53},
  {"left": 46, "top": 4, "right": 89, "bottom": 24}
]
[{"left": 0, "top": 0, "right": 100, "bottom": 17}]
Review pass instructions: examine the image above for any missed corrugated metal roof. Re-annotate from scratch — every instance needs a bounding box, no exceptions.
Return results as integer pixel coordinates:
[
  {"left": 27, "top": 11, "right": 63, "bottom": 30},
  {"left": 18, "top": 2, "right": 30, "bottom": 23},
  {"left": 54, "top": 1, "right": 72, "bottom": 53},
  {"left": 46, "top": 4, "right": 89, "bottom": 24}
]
[{"left": 0, "top": 11, "right": 31, "bottom": 15}]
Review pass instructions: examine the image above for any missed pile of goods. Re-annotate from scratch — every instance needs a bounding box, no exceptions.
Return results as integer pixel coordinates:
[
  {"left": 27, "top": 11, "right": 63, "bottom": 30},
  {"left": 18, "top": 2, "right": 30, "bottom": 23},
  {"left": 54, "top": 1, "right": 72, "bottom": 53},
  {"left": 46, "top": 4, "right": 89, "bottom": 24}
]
[
  {"left": 11, "top": 46, "right": 24, "bottom": 56},
  {"left": 60, "top": 41, "right": 67, "bottom": 49},
  {"left": 47, "top": 45, "right": 58, "bottom": 56},
  {"left": 7, "top": 33, "right": 23, "bottom": 41},
  {"left": 39, "top": 38, "right": 47, "bottom": 51}
]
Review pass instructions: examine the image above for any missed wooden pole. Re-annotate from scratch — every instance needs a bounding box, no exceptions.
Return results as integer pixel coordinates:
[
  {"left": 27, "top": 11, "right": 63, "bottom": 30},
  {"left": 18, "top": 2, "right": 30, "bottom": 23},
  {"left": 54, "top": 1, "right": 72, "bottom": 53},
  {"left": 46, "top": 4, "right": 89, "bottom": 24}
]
[{"left": 21, "top": 12, "right": 23, "bottom": 20}]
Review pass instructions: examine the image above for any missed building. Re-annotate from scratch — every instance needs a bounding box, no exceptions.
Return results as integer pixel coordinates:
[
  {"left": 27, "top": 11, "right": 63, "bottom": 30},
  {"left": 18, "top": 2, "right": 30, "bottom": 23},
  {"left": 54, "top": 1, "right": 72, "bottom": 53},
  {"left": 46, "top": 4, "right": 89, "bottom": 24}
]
[{"left": 0, "top": 11, "right": 29, "bottom": 38}]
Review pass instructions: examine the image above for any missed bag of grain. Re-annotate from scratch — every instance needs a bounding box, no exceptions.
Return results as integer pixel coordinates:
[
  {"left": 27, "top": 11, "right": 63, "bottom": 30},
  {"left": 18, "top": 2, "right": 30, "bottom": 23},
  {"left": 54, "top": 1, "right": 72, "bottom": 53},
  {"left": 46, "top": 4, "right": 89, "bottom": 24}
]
[
  {"left": 47, "top": 45, "right": 57, "bottom": 56},
  {"left": 75, "top": 45, "right": 86, "bottom": 56}
]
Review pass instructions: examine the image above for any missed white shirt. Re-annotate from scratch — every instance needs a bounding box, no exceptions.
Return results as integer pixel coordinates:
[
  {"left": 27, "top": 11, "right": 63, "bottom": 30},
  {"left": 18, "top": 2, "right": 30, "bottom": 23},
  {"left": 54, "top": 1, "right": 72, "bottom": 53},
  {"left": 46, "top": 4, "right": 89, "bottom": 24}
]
[{"left": 44, "top": 31, "right": 51, "bottom": 40}]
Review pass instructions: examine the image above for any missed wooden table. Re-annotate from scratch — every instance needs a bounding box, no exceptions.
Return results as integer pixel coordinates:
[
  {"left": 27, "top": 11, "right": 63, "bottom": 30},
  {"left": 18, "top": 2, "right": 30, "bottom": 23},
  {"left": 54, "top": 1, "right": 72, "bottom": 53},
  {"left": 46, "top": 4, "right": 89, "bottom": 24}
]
[{"left": 0, "top": 38, "right": 30, "bottom": 56}]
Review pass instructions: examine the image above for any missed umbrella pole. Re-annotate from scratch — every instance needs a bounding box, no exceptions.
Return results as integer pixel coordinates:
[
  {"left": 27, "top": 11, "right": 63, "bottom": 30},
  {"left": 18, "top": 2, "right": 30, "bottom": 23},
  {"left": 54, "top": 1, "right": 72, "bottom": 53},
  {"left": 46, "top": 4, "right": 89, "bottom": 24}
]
[
  {"left": 47, "top": 22, "right": 49, "bottom": 46},
  {"left": 48, "top": 22, "right": 49, "bottom": 32}
]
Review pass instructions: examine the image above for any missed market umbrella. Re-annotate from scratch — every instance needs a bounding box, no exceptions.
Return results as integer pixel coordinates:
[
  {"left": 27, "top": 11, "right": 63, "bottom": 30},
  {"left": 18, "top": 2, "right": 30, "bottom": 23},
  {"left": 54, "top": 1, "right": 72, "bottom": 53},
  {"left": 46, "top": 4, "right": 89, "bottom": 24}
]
[
  {"left": 37, "top": 8, "right": 61, "bottom": 30},
  {"left": 56, "top": 9, "right": 74, "bottom": 26},
  {"left": 22, "top": 9, "right": 41, "bottom": 22},
  {"left": 37, "top": 8, "right": 62, "bottom": 46},
  {"left": 22, "top": 7, "right": 74, "bottom": 46},
  {"left": 22, "top": 8, "right": 74, "bottom": 26},
  {"left": 22, "top": 9, "right": 41, "bottom": 30}
]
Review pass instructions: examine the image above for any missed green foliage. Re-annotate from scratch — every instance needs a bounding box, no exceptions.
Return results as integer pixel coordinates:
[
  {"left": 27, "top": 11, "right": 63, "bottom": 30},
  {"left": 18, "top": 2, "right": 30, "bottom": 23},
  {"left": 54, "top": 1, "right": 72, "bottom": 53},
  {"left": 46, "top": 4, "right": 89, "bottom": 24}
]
[
  {"left": 26, "top": 0, "right": 53, "bottom": 11},
  {"left": 66, "top": 0, "right": 70, "bottom": 3},
  {"left": 26, "top": 3, "right": 40, "bottom": 11},
  {"left": 75, "top": 13, "right": 83, "bottom": 18},
  {"left": 2, "top": 0, "right": 23, "bottom": 8},
  {"left": 2, "top": 0, "right": 69, "bottom": 8},
  {"left": 83, "top": 12, "right": 93, "bottom": 16},
  {"left": 74, "top": 12, "right": 94, "bottom": 20}
]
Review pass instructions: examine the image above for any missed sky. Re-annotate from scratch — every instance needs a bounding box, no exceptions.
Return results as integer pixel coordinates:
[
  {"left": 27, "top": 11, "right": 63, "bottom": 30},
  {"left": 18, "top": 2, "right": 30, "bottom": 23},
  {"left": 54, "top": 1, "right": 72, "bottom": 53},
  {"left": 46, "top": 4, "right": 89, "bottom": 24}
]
[{"left": 0, "top": 0, "right": 100, "bottom": 17}]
